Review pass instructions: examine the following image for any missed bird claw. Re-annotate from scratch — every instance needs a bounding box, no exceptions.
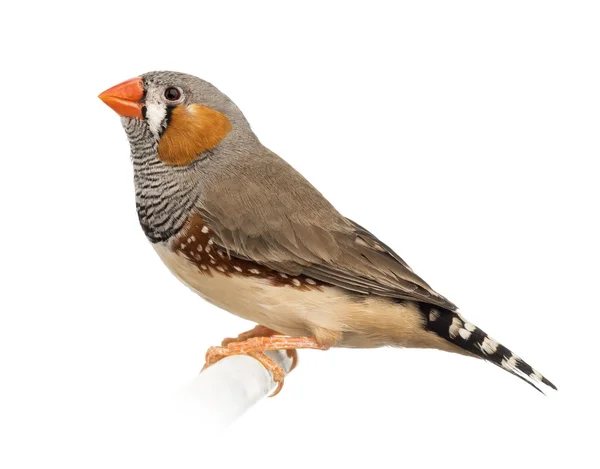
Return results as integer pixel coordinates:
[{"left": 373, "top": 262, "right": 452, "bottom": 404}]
[
  {"left": 202, "top": 334, "right": 328, "bottom": 396},
  {"left": 219, "top": 325, "right": 299, "bottom": 371},
  {"left": 202, "top": 344, "right": 286, "bottom": 396}
]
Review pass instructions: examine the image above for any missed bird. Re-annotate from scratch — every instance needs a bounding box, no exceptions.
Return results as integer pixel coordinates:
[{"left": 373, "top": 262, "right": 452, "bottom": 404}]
[{"left": 99, "top": 71, "right": 556, "bottom": 396}]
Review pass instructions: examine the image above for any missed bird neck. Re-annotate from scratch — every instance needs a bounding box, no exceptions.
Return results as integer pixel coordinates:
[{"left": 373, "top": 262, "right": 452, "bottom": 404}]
[{"left": 122, "top": 117, "right": 199, "bottom": 243}]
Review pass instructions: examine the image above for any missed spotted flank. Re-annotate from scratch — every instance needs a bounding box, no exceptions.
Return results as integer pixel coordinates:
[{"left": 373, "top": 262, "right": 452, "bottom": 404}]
[
  {"left": 419, "top": 303, "right": 557, "bottom": 393},
  {"left": 170, "top": 213, "right": 325, "bottom": 291}
]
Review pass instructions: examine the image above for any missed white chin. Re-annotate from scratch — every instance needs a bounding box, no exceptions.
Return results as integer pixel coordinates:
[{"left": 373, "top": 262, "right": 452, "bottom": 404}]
[{"left": 145, "top": 102, "right": 167, "bottom": 137}]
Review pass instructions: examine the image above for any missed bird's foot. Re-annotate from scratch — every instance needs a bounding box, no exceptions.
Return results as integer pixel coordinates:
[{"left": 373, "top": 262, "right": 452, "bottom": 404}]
[
  {"left": 221, "top": 325, "right": 299, "bottom": 371},
  {"left": 202, "top": 336, "right": 329, "bottom": 396}
]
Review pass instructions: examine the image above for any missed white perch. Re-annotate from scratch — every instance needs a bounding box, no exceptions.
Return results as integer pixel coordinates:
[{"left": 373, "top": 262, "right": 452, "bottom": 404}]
[{"left": 178, "top": 351, "right": 294, "bottom": 429}]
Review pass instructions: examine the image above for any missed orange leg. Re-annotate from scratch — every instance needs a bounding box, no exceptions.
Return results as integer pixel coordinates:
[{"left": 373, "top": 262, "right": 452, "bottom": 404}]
[
  {"left": 221, "top": 325, "right": 280, "bottom": 346},
  {"left": 221, "top": 325, "right": 300, "bottom": 371},
  {"left": 202, "top": 336, "right": 329, "bottom": 397}
]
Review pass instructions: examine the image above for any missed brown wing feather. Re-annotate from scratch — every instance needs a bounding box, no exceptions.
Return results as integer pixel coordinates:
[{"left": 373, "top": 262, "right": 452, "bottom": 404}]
[{"left": 196, "top": 148, "right": 457, "bottom": 310}]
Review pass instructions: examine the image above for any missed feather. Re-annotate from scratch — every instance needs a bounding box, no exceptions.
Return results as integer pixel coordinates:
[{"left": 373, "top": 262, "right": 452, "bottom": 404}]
[{"left": 197, "top": 148, "right": 457, "bottom": 310}]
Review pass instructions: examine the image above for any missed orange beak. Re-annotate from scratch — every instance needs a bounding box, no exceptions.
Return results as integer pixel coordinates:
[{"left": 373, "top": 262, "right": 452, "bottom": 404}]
[{"left": 98, "top": 77, "right": 144, "bottom": 119}]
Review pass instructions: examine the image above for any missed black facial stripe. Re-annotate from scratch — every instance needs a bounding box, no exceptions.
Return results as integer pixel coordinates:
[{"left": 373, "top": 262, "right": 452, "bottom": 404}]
[
  {"left": 138, "top": 79, "right": 148, "bottom": 119},
  {"left": 158, "top": 105, "right": 175, "bottom": 137},
  {"left": 165, "top": 105, "right": 175, "bottom": 127}
]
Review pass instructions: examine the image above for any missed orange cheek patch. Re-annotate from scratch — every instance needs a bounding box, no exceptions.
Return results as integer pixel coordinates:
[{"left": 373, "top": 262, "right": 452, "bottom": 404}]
[{"left": 157, "top": 104, "right": 232, "bottom": 166}]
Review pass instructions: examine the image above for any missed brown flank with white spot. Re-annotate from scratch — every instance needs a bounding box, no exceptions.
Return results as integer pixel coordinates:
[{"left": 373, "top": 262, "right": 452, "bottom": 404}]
[
  {"left": 152, "top": 214, "right": 462, "bottom": 350},
  {"left": 170, "top": 214, "right": 324, "bottom": 290}
]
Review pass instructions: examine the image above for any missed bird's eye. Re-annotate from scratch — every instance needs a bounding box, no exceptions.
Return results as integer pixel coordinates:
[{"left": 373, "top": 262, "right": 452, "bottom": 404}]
[{"left": 164, "top": 87, "right": 182, "bottom": 101}]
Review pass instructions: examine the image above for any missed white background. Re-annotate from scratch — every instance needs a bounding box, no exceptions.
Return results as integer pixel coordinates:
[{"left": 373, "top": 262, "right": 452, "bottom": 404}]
[{"left": 1, "top": 1, "right": 598, "bottom": 467}]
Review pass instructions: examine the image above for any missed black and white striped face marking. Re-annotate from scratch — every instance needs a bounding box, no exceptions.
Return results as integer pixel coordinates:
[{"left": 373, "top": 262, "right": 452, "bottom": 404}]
[{"left": 140, "top": 81, "right": 186, "bottom": 139}]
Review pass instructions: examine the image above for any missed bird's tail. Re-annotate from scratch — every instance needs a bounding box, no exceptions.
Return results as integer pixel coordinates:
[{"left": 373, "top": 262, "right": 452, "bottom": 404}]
[{"left": 418, "top": 303, "right": 557, "bottom": 393}]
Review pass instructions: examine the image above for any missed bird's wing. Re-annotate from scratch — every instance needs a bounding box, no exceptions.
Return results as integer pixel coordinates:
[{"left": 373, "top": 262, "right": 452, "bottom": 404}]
[{"left": 197, "top": 150, "right": 456, "bottom": 310}]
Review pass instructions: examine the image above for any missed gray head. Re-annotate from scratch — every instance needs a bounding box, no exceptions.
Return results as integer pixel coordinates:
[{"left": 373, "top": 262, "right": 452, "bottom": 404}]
[
  {"left": 139, "top": 71, "right": 251, "bottom": 140},
  {"left": 98, "top": 71, "right": 260, "bottom": 241}
]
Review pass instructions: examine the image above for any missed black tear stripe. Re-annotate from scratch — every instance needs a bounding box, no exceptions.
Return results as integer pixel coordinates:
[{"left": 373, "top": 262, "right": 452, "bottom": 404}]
[
  {"left": 160, "top": 105, "right": 175, "bottom": 136},
  {"left": 417, "top": 302, "right": 557, "bottom": 393}
]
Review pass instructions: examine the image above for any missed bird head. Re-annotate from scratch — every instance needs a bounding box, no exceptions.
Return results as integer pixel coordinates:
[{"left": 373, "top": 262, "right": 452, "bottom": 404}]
[
  {"left": 99, "top": 71, "right": 254, "bottom": 166},
  {"left": 99, "top": 71, "right": 262, "bottom": 242}
]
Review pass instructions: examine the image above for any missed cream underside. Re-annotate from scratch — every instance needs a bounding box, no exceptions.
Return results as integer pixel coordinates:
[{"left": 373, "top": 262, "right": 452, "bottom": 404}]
[{"left": 154, "top": 243, "right": 463, "bottom": 353}]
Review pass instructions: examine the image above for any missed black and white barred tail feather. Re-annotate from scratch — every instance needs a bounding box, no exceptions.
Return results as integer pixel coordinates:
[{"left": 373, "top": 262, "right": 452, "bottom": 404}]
[{"left": 418, "top": 303, "right": 557, "bottom": 393}]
